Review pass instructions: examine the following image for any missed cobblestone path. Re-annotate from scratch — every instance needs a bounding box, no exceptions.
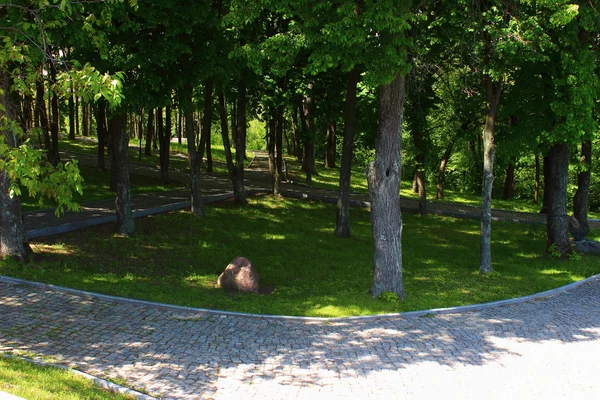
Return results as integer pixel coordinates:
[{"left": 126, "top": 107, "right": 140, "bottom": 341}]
[{"left": 1, "top": 279, "right": 599, "bottom": 399}]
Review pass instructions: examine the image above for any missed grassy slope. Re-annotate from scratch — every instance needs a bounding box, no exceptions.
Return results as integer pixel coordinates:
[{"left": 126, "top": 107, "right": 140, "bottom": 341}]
[
  {"left": 21, "top": 164, "right": 184, "bottom": 212},
  {"left": 2, "top": 197, "right": 598, "bottom": 317},
  {"left": 0, "top": 356, "right": 133, "bottom": 400}
]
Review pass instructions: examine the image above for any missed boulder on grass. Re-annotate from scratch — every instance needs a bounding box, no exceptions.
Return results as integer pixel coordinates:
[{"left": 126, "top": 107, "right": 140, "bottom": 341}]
[{"left": 217, "top": 256, "right": 260, "bottom": 294}]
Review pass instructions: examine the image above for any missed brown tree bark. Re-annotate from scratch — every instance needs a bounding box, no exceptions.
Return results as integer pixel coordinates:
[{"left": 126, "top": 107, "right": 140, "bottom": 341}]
[
  {"left": 48, "top": 61, "right": 60, "bottom": 165},
  {"left": 275, "top": 103, "right": 284, "bottom": 192},
  {"left": 367, "top": 73, "right": 406, "bottom": 300},
  {"left": 546, "top": 142, "right": 571, "bottom": 257},
  {"left": 291, "top": 105, "right": 302, "bottom": 162},
  {"left": 335, "top": 67, "right": 360, "bottom": 238},
  {"left": 534, "top": 153, "right": 540, "bottom": 204},
  {"left": 503, "top": 159, "right": 516, "bottom": 200},
  {"left": 108, "top": 112, "right": 135, "bottom": 235},
  {"left": 325, "top": 121, "right": 337, "bottom": 168},
  {"left": 413, "top": 127, "right": 427, "bottom": 215},
  {"left": 145, "top": 108, "right": 154, "bottom": 156},
  {"left": 96, "top": 98, "right": 107, "bottom": 171},
  {"left": 437, "top": 135, "right": 456, "bottom": 200},
  {"left": 572, "top": 140, "right": 592, "bottom": 240},
  {"left": 301, "top": 86, "right": 316, "bottom": 185},
  {"left": 0, "top": 70, "right": 31, "bottom": 261},
  {"left": 218, "top": 92, "right": 246, "bottom": 204},
  {"left": 82, "top": 103, "right": 89, "bottom": 137},
  {"left": 199, "top": 79, "right": 214, "bottom": 172},
  {"left": 480, "top": 75, "right": 502, "bottom": 274},
  {"left": 233, "top": 79, "right": 248, "bottom": 205},
  {"left": 35, "top": 74, "right": 51, "bottom": 158},
  {"left": 267, "top": 114, "right": 277, "bottom": 193},
  {"left": 157, "top": 106, "right": 171, "bottom": 184},
  {"left": 68, "top": 81, "right": 76, "bottom": 140}
]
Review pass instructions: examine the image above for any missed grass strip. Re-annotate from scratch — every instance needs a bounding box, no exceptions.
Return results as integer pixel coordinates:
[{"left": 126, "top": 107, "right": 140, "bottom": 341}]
[{"left": 2, "top": 196, "right": 599, "bottom": 317}]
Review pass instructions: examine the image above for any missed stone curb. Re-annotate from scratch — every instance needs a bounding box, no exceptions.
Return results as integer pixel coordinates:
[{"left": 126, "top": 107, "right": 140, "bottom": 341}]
[
  {"left": 1, "top": 273, "right": 599, "bottom": 322},
  {"left": 1, "top": 354, "right": 156, "bottom": 400}
]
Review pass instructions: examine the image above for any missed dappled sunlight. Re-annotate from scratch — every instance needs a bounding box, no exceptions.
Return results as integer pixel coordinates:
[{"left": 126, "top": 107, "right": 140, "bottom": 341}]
[{"left": 33, "top": 243, "right": 77, "bottom": 256}]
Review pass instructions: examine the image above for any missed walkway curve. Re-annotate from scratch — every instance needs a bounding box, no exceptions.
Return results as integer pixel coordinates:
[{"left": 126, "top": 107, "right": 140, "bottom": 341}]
[{"left": 1, "top": 277, "right": 600, "bottom": 399}]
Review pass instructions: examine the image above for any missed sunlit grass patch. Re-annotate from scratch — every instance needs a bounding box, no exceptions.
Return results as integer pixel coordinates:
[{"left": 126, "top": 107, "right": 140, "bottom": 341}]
[
  {"left": 0, "top": 355, "right": 134, "bottom": 400},
  {"left": 2, "top": 197, "right": 599, "bottom": 317}
]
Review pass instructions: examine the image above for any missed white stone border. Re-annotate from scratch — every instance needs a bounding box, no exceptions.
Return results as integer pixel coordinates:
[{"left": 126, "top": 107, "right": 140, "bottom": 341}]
[
  {"left": 0, "top": 354, "right": 156, "bottom": 400},
  {"left": 2, "top": 273, "right": 599, "bottom": 322}
]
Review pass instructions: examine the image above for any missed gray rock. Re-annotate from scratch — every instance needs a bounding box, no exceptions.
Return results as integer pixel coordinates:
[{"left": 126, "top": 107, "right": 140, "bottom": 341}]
[{"left": 217, "top": 256, "right": 260, "bottom": 294}]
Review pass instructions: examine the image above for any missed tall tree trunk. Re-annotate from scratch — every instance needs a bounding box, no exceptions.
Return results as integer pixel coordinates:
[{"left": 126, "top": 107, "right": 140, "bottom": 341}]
[
  {"left": 75, "top": 95, "right": 80, "bottom": 137},
  {"left": 546, "top": 142, "right": 571, "bottom": 257},
  {"left": 218, "top": 92, "right": 245, "bottom": 203},
  {"left": 413, "top": 127, "right": 427, "bottom": 215},
  {"left": 82, "top": 103, "right": 89, "bottom": 137},
  {"left": 267, "top": 114, "right": 277, "bottom": 193},
  {"left": 571, "top": 140, "right": 591, "bottom": 240},
  {"left": 335, "top": 67, "right": 359, "bottom": 238},
  {"left": 0, "top": 70, "right": 30, "bottom": 261},
  {"left": 35, "top": 75, "right": 51, "bottom": 158},
  {"left": 534, "top": 153, "right": 540, "bottom": 204},
  {"left": 437, "top": 136, "right": 455, "bottom": 200},
  {"left": 231, "top": 99, "right": 238, "bottom": 147},
  {"left": 234, "top": 79, "right": 248, "bottom": 205},
  {"left": 366, "top": 73, "right": 406, "bottom": 300},
  {"left": 183, "top": 90, "right": 204, "bottom": 216},
  {"left": 145, "top": 108, "right": 154, "bottom": 156},
  {"left": 96, "top": 98, "right": 107, "bottom": 171},
  {"left": 177, "top": 109, "right": 183, "bottom": 145},
  {"left": 325, "top": 121, "right": 337, "bottom": 168},
  {"left": 275, "top": 103, "right": 284, "bottom": 192},
  {"left": 109, "top": 112, "right": 135, "bottom": 235},
  {"left": 540, "top": 155, "right": 550, "bottom": 214},
  {"left": 157, "top": 106, "right": 171, "bottom": 184},
  {"left": 68, "top": 81, "right": 76, "bottom": 140},
  {"left": 503, "top": 159, "right": 516, "bottom": 200},
  {"left": 480, "top": 77, "right": 502, "bottom": 275},
  {"left": 302, "top": 86, "right": 315, "bottom": 185},
  {"left": 199, "top": 79, "right": 214, "bottom": 170},
  {"left": 291, "top": 105, "right": 302, "bottom": 162},
  {"left": 48, "top": 61, "right": 60, "bottom": 165}
]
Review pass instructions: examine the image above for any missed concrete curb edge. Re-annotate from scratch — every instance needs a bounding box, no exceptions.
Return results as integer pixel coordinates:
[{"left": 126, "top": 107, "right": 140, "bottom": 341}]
[
  {"left": 2, "top": 273, "right": 599, "bottom": 322},
  {"left": 1, "top": 354, "right": 157, "bottom": 400}
]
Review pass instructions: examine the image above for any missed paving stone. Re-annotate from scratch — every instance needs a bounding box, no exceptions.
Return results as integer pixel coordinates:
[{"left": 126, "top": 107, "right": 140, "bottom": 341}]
[{"left": 1, "top": 279, "right": 600, "bottom": 399}]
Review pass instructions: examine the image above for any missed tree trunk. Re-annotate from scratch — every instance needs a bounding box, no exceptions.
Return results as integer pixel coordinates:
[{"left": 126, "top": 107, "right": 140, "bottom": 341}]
[
  {"left": 540, "top": 155, "right": 550, "bottom": 214},
  {"left": 571, "top": 140, "right": 591, "bottom": 240},
  {"left": 437, "top": 136, "right": 455, "bottom": 200},
  {"left": 302, "top": 86, "right": 315, "bottom": 185},
  {"left": 0, "top": 70, "right": 31, "bottom": 261},
  {"left": 233, "top": 79, "right": 248, "bottom": 205},
  {"left": 267, "top": 115, "right": 277, "bottom": 193},
  {"left": 177, "top": 109, "right": 182, "bottom": 145},
  {"left": 82, "top": 103, "right": 89, "bottom": 137},
  {"left": 534, "top": 153, "right": 540, "bottom": 204},
  {"left": 480, "top": 77, "right": 502, "bottom": 275},
  {"left": 218, "top": 92, "right": 246, "bottom": 204},
  {"left": 367, "top": 73, "right": 406, "bottom": 300},
  {"left": 413, "top": 127, "right": 427, "bottom": 215},
  {"left": 335, "top": 67, "right": 359, "bottom": 238},
  {"left": 546, "top": 142, "right": 571, "bottom": 257},
  {"left": 35, "top": 75, "right": 51, "bottom": 158},
  {"left": 199, "top": 79, "right": 214, "bottom": 171},
  {"left": 325, "top": 121, "right": 336, "bottom": 168},
  {"left": 275, "top": 104, "right": 284, "bottom": 191},
  {"left": 96, "top": 98, "right": 107, "bottom": 171},
  {"left": 68, "top": 81, "right": 76, "bottom": 140},
  {"left": 185, "top": 106, "right": 204, "bottom": 216},
  {"left": 145, "top": 108, "right": 154, "bottom": 156},
  {"left": 108, "top": 112, "right": 135, "bottom": 235},
  {"left": 157, "top": 106, "right": 171, "bottom": 184},
  {"left": 503, "top": 159, "right": 515, "bottom": 200},
  {"left": 291, "top": 105, "right": 302, "bottom": 162},
  {"left": 48, "top": 61, "right": 60, "bottom": 165}
]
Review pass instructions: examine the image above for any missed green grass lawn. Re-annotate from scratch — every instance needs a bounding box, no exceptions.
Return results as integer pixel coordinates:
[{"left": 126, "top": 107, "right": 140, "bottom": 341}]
[
  {"left": 284, "top": 157, "right": 600, "bottom": 219},
  {"left": 2, "top": 196, "right": 598, "bottom": 317},
  {"left": 0, "top": 356, "right": 133, "bottom": 400},
  {"left": 21, "top": 165, "right": 184, "bottom": 212}
]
